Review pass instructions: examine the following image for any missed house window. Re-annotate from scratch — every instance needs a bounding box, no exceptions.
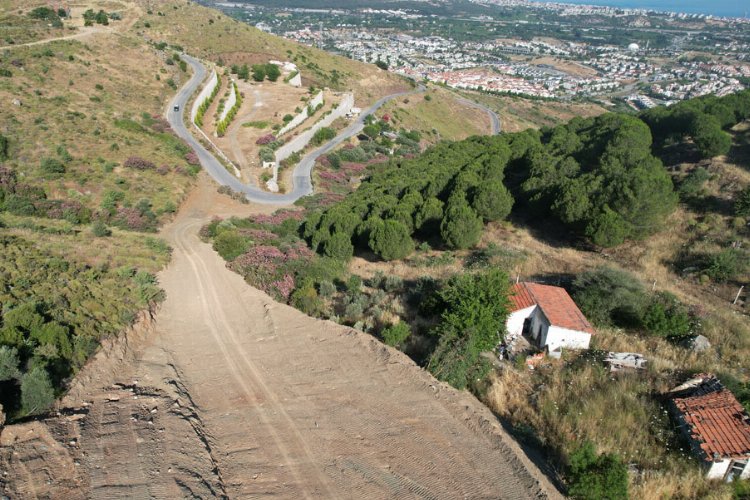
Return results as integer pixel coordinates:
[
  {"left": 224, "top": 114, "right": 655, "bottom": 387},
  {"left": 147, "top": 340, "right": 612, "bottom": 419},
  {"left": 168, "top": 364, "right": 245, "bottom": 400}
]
[{"left": 726, "top": 460, "right": 748, "bottom": 481}]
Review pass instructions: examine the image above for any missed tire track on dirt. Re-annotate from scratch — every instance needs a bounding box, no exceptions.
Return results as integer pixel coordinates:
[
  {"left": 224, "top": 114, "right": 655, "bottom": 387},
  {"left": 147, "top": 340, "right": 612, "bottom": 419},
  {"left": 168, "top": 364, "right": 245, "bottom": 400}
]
[{"left": 171, "top": 218, "right": 337, "bottom": 499}]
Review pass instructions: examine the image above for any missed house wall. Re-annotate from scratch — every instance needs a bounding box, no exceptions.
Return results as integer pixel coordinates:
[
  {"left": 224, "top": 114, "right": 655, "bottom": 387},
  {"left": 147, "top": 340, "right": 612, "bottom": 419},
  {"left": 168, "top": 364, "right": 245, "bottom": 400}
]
[
  {"left": 528, "top": 309, "right": 550, "bottom": 346},
  {"left": 506, "top": 306, "right": 537, "bottom": 338},
  {"left": 544, "top": 326, "right": 592, "bottom": 352},
  {"left": 707, "top": 460, "right": 732, "bottom": 480}
]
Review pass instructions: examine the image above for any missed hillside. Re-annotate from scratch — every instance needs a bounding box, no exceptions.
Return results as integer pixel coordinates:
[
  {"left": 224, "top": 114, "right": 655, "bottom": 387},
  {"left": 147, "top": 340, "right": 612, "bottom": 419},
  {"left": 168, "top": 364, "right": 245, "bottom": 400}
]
[{"left": 203, "top": 89, "right": 750, "bottom": 498}]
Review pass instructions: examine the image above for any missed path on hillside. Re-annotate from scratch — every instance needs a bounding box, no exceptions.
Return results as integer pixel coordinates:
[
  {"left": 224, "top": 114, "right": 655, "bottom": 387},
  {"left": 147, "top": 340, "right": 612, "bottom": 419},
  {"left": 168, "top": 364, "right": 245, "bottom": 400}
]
[
  {"left": 170, "top": 55, "right": 423, "bottom": 204},
  {"left": 1, "top": 179, "right": 562, "bottom": 499},
  {"left": 0, "top": 4, "right": 141, "bottom": 51}
]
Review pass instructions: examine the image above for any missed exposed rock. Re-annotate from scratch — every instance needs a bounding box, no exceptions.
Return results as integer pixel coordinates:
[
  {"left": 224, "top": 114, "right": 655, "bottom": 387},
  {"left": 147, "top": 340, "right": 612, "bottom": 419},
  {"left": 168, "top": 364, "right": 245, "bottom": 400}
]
[{"left": 681, "top": 334, "right": 711, "bottom": 352}]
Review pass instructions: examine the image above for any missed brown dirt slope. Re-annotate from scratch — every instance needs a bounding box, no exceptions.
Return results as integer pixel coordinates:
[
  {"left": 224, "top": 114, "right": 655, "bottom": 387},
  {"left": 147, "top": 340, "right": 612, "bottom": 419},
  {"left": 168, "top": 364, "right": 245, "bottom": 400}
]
[{"left": 0, "top": 176, "right": 562, "bottom": 499}]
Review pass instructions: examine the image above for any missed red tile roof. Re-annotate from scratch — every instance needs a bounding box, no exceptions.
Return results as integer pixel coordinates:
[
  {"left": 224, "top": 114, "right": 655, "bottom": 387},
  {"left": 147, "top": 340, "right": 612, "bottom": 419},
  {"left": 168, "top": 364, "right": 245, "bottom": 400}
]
[
  {"left": 671, "top": 375, "right": 750, "bottom": 461},
  {"left": 509, "top": 282, "right": 595, "bottom": 334}
]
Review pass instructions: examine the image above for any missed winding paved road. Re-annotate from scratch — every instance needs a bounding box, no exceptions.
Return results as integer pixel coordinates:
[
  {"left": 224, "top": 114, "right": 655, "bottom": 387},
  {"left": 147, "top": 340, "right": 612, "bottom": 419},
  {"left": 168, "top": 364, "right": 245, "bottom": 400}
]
[
  {"left": 170, "top": 55, "right": 423, "bottom": 205},
  {"left": 452, "top": 93, "right": 502, "bottom": 135}
]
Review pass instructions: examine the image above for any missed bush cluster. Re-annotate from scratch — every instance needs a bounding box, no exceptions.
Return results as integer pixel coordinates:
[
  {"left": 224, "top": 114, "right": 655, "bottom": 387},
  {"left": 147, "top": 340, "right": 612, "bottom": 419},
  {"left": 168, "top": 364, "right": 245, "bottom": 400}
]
[
  {"left": 216, "top": 82, "right": 242, "bottom": 137},
  {"left": 572, "top": 267, "right": 696, "bottom": 339},
  {"left": 0, "top": 236, "right": 164, "bottom": 420},
  {"left": 194, "top": 74, "right": 221, "bottom": 127}
]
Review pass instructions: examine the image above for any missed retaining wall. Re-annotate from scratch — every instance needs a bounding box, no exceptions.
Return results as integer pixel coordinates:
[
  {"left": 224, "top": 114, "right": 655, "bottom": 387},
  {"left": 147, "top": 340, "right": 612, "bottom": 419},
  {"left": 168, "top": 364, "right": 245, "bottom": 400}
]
[
  {"left": 278, "top": 91, "right": 325, "bottom": 136},
  {"left": 275, "top": 93, "right": 354, "bottom": 164}
]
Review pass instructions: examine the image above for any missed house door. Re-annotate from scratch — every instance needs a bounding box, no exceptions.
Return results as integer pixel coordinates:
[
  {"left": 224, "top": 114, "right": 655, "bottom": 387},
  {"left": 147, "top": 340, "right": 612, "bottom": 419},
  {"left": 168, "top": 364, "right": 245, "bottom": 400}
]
[{"left": 522, "top": 318, "right": 531, "bottom": 336}]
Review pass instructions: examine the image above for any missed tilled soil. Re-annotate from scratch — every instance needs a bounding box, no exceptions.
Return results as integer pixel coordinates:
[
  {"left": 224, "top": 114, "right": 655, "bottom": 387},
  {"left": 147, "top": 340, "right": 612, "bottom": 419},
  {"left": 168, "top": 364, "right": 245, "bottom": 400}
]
[{"left": 0, "top": 177, "right": 562, "bottom": 499}]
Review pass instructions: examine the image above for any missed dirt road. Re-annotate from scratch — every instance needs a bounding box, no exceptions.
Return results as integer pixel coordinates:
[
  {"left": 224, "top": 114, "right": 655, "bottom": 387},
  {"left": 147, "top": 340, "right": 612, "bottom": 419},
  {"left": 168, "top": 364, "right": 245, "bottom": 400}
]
[{"left": 0, "top": 177, "right": 562, "bottom": 499}]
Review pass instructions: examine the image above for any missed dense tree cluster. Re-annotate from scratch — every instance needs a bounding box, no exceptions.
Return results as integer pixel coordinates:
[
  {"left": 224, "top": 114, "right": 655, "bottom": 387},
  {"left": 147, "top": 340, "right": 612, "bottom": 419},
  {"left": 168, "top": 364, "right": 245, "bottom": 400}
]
[
  {"left": 304, "top": 136, "right": 514, "bottom": 260},
  {"left": 641, "top": 89, "right": 750, "bottom": 159},
  {"left": 0, "top": 236, "right": 164, "bottom": 420},
  {"left": 516, "top": 113, "right": 678, "bottom": 247},
  {"left": 304, "top": 90, "right": 748, "bottom": 258}
]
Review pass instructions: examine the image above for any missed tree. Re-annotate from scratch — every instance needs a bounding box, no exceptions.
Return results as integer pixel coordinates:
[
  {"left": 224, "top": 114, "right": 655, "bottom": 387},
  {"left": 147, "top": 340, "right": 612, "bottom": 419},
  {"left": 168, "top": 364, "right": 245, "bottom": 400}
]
[
  {"left": 265, "top": 63, "right": 281, "bottom": 82},
  {"left": 568, "top": 441, "right": 628, "bottom": 500},
  {"left": 251, "top": 64, "right": 266, "bottom": 82},
  {"left": 690, "top": 114, "right": 731, "bottom": 158},
  {"left": 472, "top": 180, "right": 514, "bottom": 222},
  {"left": 428, "top": 269, "right": 510, "bottom": 389},
  {"left": 20, "top": 367, "right": 55, "bottom": 416},
  {"left": 381, "top": 322, "right": 410, "bottom": 348},
  {"left": 0, "top": 346, "right": 21, "bottom": 381},
  {"left": 368, "top": 219, "right": 414, "bottom": 261},
  {"left": 585, "top": 207, "right": 630, "bottom": 248},
  {"left": 323, "top": 231, "right": 354, "bottom": 260},
  {"left": 440, "top": 197, "right": 483, "bottom": 249},
  {"left": 237, "top": 64, "right": 250, "bottom": 81},
  {"left": 374, "top": 59, "right": 388, "bottom": 71}
]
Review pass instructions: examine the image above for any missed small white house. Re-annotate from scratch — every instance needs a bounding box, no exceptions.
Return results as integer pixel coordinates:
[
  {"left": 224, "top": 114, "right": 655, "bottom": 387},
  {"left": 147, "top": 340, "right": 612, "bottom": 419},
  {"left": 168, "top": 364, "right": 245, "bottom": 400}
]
[
  {"left": 506, "top": 282, "right": 594, "bottom": 354},
  {"left": 669, "top": 374, "right": 750, "bottom": 482}
]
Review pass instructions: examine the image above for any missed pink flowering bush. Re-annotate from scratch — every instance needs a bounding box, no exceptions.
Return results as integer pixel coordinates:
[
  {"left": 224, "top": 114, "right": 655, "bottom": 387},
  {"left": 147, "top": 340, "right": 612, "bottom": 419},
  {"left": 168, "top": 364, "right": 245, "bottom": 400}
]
[
  {"left": 256, "top": 134, "right": 277, "bottom": 145},
  {"left": 250, "top": 209, "right": 304, "bottom": 226},
  {"left": 229, "top": 243, "right": 313, "bottom": 302},
  {"left": 123, "top": 156, "right": 156, "bottom": 170},
  {"left": 184, "top": 151, "right": 200, "bottom": 165}
]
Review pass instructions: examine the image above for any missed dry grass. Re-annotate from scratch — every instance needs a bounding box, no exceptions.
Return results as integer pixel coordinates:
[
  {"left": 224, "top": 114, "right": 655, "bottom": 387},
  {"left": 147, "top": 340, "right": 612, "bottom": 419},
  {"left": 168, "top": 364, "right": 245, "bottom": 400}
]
[
  {"left": 458, "top": 90, "right": 606, "bottom": 133},
  {"left": 135, "top": 0, "right": 409, "bottom": 106},
  {"left": 380, "top": 86, "right": 492, "bottom": 142}
]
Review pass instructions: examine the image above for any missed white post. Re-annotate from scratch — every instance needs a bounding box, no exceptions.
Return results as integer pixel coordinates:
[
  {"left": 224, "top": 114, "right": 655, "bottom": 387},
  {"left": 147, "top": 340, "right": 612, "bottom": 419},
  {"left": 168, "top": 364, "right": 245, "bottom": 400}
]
[
  {"left": 652, "top": 280, "right": 657, "bottom": 291},
  {"left": 733, "top": 286, "right": 744, "bottom": 305}
]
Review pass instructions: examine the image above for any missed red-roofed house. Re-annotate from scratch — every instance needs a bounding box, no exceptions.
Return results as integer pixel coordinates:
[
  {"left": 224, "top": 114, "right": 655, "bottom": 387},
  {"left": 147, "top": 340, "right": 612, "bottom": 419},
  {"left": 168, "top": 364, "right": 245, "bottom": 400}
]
[
  {"left": 506, "top": 282, "right": 594, "bottom": 353},
  {"left": 669, "top": 374, "right": 750, "bottom": 481}
]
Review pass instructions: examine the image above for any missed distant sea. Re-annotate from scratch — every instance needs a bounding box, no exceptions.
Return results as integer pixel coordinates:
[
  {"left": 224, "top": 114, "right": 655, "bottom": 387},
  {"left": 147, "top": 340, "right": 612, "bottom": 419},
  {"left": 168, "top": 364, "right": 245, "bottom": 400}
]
[{"left": 526, "top": 0, "right": 747, "bottom": 18}]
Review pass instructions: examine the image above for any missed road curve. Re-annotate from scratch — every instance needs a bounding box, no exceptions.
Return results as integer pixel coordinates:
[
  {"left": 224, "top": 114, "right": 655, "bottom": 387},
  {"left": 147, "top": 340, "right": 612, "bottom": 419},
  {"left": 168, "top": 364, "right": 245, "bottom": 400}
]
[
  {"left": 453, "top": 93, "right": 502, "bottom": 135},
  {"left": 170, "top": 55, "right": 423, "bottom": 205}
]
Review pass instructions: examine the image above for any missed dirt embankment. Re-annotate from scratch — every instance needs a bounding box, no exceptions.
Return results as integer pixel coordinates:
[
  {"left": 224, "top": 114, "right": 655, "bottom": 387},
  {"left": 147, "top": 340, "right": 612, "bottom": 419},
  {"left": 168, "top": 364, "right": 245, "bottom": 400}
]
[{"left": 1, "top": 176, "right": 562, "bottom": 499}]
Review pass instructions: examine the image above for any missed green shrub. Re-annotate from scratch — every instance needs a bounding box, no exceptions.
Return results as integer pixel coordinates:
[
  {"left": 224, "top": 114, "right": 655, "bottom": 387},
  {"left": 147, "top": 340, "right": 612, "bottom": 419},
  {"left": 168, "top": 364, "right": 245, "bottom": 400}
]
[
  {"left": 40, "top": 157, "right": 66, "bottom": 175},
  {"left": 312, "top": 127, "right": 336, "bottom": 146},
  {"left": 472, "top": 180, "right": 514, "bottom": 222},
  {"left": 735, "top": 187, "right": 750, "bottom": 217},
  {"left": 291, "top": 280, "right": 322, "bottom": 316},
  {"left": 91, "top": 220, "right": 111, "bottom": 237},
  {"left": 568, "top": 441, "right": 628, "bottom": 500},
  {"left": 572, "top": 267, "right": 646, "bottom": 328},
  {"left": 428, "top": 269, "right": 510, "bottom": 389},
  {"left": 0, "top": 134, "right": 8, "bottom": 161},
  {"left": 641, "top": 292, "right": 691, "bottom": 338},
  {"left": 704, "top": 248, "right": 744, "bottom": 282},
  {"left": 212, "top": 230, "right": 249, "bottom": 261},
  {"left": 323, "top": 231, "right": 354, "bottom": 260},
  {"left": 381, "top": 322, "right": 410, "bottom": 348}
]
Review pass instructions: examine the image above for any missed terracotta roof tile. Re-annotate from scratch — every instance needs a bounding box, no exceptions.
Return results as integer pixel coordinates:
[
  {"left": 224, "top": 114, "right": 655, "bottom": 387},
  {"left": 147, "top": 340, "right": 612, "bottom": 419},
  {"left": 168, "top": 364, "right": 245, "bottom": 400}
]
[
  {"left": 670, "top": 375, "right": 750, "bottom": 461},
  {"left": 509, "top": 283, "right": 595, "bottom": 334}
]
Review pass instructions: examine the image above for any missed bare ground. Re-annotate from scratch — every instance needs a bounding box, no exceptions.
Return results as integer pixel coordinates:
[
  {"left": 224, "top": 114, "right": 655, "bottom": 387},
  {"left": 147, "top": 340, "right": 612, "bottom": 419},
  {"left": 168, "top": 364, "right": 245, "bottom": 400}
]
[{"left": 0, "top": 175, "right": 561, "bottom": 499}]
